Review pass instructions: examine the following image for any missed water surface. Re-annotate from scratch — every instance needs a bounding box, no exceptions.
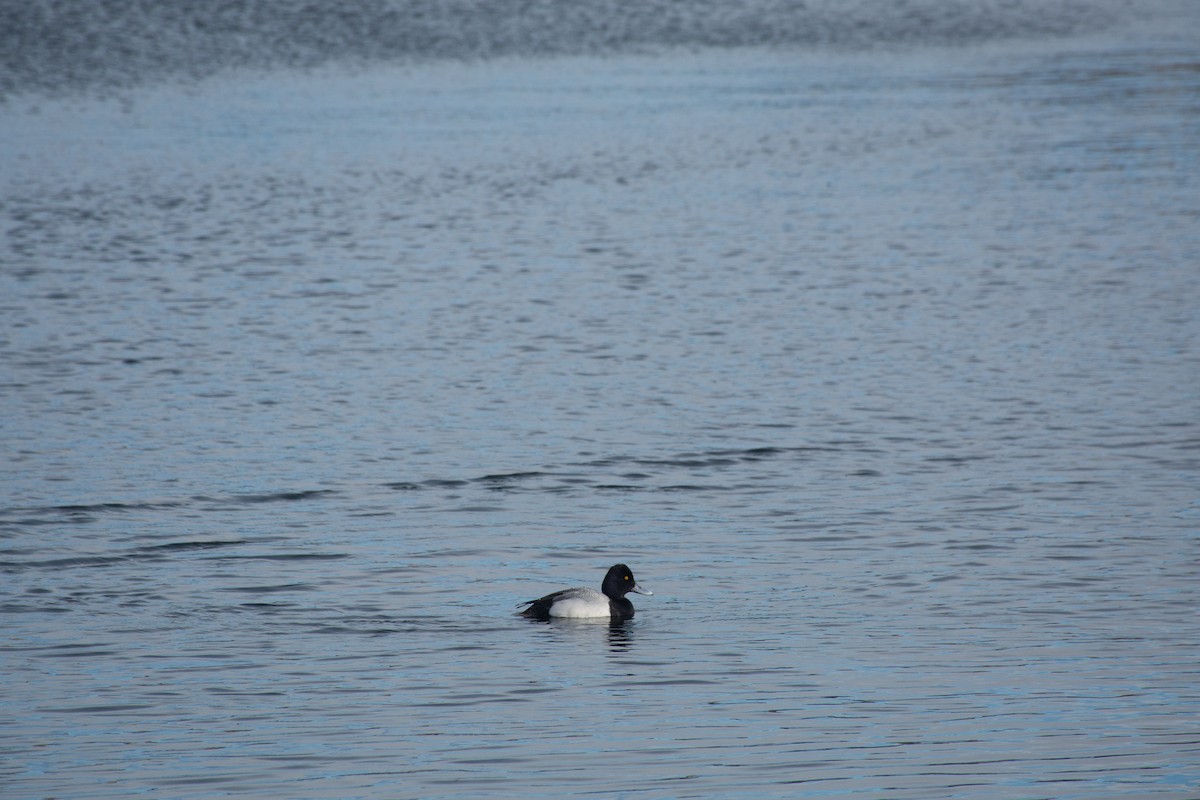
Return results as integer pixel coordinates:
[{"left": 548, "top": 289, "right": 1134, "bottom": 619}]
[{"left": 2, "top": 2, "right": 1199, "bottom": 798}]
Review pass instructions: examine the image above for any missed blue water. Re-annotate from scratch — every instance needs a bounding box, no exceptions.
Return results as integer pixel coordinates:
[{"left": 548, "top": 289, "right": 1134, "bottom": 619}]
[{"left": 2, "top": 2, "right": 1199, "bottom": 798}]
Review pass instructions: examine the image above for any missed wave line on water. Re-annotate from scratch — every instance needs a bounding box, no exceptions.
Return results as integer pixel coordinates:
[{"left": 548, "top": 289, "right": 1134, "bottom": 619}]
[{"left": 0, "top": 0, "right": 1135, "bottom": 98}]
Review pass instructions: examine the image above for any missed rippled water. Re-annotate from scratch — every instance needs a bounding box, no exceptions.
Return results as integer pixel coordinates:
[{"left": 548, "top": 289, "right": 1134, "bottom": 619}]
[{"left": 3, "top": 2, "right": 1199, "bottom": 798}]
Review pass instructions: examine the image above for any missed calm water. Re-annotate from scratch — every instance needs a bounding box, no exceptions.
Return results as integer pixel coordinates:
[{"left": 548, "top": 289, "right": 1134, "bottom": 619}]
[{"left": 2, "top": 1, "right": 1199, "bottom": 798}]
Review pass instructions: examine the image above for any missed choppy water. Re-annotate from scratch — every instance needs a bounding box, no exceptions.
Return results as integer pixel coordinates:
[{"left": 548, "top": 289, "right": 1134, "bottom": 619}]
[{"left": 3, "top": 1, "right": 1200, "bottom": 798}]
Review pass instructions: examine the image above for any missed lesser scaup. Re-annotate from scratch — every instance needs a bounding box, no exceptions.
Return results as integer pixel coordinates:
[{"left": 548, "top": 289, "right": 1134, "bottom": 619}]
[{"left": 517, "top": 563, "right": 652, "bottom": 621}]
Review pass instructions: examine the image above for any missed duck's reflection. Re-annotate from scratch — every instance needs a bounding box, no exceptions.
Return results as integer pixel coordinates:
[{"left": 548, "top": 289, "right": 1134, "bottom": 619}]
[
  {"left": 606, "top": 619, "right": 633, "bottom": 651},
  {"left": 519, "top": 614, "right": 636, "bottom": 652}
]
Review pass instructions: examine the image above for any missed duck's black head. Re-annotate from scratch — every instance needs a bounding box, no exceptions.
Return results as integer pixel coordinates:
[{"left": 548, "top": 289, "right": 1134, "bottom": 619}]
[{"left": 601, "top": 563, "right": 652, "bottom": 600}]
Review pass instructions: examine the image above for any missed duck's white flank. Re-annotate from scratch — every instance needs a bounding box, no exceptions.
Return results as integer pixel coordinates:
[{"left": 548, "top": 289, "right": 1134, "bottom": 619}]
[{"left": 546, "top": 588, "right": 610, "bottom": 618}]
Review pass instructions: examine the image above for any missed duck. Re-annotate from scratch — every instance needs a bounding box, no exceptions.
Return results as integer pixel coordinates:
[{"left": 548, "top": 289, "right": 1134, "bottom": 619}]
[{"left": 517, "top": 563, "right": 652, "bottom": 620}]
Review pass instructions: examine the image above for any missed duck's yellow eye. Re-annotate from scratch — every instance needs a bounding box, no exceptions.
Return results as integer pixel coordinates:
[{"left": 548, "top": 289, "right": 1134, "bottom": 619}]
[{"left": 625, "top": 575, "right": 630, "bottom": 580}]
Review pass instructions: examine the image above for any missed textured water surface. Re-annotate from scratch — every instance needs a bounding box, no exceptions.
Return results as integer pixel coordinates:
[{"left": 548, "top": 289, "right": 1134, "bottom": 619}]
[{"left": 2, "top": 2, "right": 1199, "bottom": 798}]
